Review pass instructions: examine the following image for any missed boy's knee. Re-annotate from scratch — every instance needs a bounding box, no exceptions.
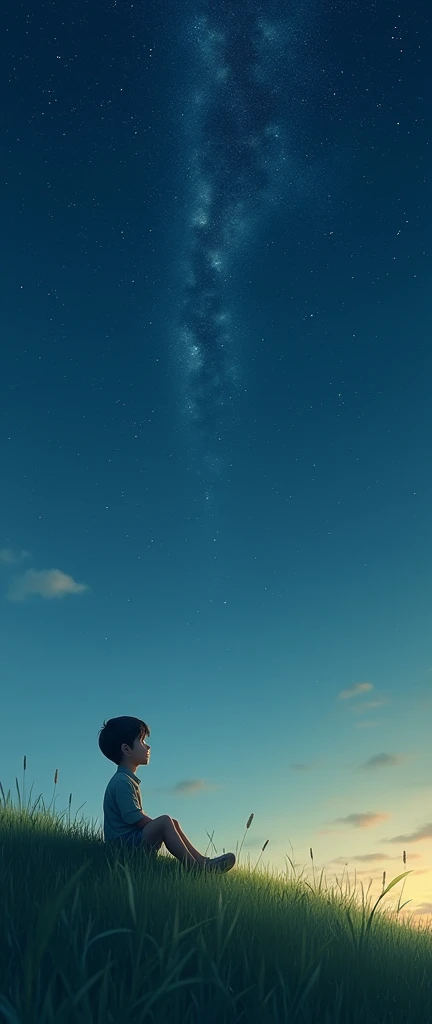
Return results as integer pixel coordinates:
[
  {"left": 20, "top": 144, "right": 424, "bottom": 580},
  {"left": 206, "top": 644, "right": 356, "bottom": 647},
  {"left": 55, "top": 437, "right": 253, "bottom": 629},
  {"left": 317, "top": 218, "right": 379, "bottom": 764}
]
[{"left": 156, "top": 814, "right": 173, "bottom": 827}]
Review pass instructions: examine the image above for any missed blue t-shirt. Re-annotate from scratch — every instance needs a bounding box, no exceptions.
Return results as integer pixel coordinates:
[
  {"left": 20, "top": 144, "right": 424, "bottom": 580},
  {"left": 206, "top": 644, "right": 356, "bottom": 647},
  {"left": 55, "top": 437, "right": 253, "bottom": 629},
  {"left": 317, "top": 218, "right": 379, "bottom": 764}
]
[{"left": 103, "top": 765, "right": 146, "bottom": 841}]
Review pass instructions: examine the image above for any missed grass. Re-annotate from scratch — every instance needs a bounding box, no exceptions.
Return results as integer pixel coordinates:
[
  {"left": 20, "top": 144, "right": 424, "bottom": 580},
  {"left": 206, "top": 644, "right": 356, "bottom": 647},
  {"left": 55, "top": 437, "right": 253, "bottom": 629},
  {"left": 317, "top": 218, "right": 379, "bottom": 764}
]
[{"left": 1, "top": 761, "right": 432, "bottom": 1023}]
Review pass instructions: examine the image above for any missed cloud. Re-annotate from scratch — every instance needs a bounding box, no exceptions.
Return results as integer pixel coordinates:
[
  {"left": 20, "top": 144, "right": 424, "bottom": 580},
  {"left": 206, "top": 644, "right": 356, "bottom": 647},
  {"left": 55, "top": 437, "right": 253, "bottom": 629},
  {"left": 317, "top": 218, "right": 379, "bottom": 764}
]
[
  {"left": 330, "top": 852, "right": 423, "bottom": 864},
  {"left": 171, "top": 779, "right": 214, "bottom": 796},
  {"left": 333, "top": 811, "right": 390, "bottom": 830},
  {"left": 353, "top": 699, "right": 388, "bottom": 715},
  {"left": 337, "top": 681, "right": 374, "bottom": 700},
  {"left": 360, "top": 752, "right": 405, "bottom": 770},
  {"left": 0, "top": 546, "right": 31, "bottom": 566},
  {"left": 8, "top": 568, "right": 90, "bottom": 602},
  {"left": 410, "top": 902, "right": 432, "bottom": 917},
  {"left": 382, "top": 821, "right": 432, "bottom": 845}
]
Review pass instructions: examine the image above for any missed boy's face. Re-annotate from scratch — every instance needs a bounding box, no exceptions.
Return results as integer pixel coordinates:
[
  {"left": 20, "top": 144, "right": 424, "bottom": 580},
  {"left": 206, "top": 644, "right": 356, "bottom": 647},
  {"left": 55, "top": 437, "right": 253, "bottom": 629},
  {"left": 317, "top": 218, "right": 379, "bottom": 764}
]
[{"left": 121, "top": 733, "right": 151, "bottom": 768}]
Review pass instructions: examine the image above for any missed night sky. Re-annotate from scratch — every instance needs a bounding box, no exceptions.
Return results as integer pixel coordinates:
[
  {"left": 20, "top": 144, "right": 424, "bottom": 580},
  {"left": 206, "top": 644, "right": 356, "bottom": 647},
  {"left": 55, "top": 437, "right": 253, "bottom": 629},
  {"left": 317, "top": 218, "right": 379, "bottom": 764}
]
[{"left": 1, "top": 0, "right": 431, "bottom": 920}]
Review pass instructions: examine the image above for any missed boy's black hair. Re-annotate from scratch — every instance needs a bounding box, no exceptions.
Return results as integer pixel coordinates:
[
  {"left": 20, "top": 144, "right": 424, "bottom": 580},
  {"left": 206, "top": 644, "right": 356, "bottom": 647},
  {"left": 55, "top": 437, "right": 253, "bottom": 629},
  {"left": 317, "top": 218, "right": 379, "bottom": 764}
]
[{"left": 98, "top": 716, "right": 150, "bottom": 766}]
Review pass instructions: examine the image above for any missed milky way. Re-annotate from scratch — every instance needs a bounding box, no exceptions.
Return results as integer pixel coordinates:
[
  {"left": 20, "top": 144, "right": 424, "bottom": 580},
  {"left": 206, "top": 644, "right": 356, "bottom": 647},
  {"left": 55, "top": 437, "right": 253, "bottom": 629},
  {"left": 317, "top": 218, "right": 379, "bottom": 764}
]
[{"left": 174, "top": 1, "right": 310, "bottom": 502}]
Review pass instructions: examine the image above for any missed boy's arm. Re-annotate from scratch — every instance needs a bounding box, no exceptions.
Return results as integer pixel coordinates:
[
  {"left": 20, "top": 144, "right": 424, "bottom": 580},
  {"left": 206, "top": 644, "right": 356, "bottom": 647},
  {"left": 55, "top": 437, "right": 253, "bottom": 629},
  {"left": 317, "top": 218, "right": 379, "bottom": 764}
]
[{"left": 115, "top": 777, "right": 153, "bottom": 828}]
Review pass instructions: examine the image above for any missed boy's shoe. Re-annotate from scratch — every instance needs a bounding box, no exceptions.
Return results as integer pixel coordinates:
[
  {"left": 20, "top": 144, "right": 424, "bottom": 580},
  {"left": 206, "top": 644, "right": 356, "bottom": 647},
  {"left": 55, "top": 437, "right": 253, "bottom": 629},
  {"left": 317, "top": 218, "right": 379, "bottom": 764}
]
[{"left": 204, "top": 852, "right": 236, "bottom": 873}]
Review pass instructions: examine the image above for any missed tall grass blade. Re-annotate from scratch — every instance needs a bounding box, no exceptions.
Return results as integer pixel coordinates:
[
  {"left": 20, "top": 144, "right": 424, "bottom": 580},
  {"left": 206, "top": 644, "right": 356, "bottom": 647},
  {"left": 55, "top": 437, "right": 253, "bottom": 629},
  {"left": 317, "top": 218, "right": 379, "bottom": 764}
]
[{"left": 23, "top": 861, "right": 90, "bottom": 1013}]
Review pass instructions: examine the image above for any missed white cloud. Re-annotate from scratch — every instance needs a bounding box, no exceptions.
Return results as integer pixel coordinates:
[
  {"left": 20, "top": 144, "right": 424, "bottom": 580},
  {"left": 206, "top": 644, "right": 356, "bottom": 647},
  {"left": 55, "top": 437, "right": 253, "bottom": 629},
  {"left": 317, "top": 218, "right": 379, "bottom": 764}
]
[
  {"left": 171, "top": 779, "right": 214, "bottom": 796},
  {"left": 382, "top": 821, "right": 432, "bottom": 845},
  {"left": 333, "top": 811, "right": 390, "bottom": 830},
  {"left": 8, "top": 568, "right": 90, "bottom": 602},
  {"left": 330, "top": 852, "right": 422, "bottom": 864},
  {"left": 0, "top": 546, "right": 31, "bottom": 566},
  {"left": 353, "top": 698, "right": 388, "bottom": 715},
  {"left": 337, "top": 681, "right": 374, "bottom": 700}
]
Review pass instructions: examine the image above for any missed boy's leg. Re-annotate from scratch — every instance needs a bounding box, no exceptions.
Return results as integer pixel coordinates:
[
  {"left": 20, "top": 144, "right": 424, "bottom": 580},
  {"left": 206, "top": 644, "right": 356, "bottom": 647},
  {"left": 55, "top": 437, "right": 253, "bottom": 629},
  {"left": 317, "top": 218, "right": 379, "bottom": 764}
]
[
  {"left": 140, "top": 815, "right": 206, "bottom": 867},
  {"left": 172, "top": 819, "right": 207, "bottom": 863}
]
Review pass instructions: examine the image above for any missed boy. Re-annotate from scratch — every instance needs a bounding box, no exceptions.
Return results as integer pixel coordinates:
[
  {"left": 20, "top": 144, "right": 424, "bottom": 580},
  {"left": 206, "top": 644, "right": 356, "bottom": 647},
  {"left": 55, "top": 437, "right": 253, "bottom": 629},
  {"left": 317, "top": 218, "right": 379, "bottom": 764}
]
[{"left": 98, "top": 716, "right": 236, "bottom": 873}]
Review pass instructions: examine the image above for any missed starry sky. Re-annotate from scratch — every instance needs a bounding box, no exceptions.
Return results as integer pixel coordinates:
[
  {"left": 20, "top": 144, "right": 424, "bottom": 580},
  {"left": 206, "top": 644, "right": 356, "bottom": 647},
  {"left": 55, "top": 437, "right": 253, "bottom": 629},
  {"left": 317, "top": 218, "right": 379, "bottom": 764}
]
[{"left": 1, "top": 0, "right": 431, "bottom": 921}]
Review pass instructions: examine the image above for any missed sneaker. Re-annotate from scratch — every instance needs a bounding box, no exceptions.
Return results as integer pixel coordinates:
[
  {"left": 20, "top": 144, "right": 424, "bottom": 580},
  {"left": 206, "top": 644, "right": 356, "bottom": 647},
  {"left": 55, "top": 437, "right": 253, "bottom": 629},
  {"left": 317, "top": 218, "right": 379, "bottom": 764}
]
[{"left": 204, "top": 852, "right": 236, "bottom": 873}]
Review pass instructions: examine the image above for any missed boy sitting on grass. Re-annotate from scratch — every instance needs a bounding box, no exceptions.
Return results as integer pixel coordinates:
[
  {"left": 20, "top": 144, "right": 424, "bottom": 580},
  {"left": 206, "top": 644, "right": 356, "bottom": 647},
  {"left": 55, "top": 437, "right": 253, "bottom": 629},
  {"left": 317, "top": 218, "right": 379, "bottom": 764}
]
[{"left": 98, "top": 716, "right": 235, "bottom": 873}]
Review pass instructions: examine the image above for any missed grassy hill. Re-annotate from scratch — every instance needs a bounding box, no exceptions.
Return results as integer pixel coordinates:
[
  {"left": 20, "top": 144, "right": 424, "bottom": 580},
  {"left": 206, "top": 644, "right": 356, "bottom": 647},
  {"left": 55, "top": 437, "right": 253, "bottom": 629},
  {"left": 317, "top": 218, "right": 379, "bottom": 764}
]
[{"left": 1, "top": 769, "right": 432, "bottom": 1024}]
